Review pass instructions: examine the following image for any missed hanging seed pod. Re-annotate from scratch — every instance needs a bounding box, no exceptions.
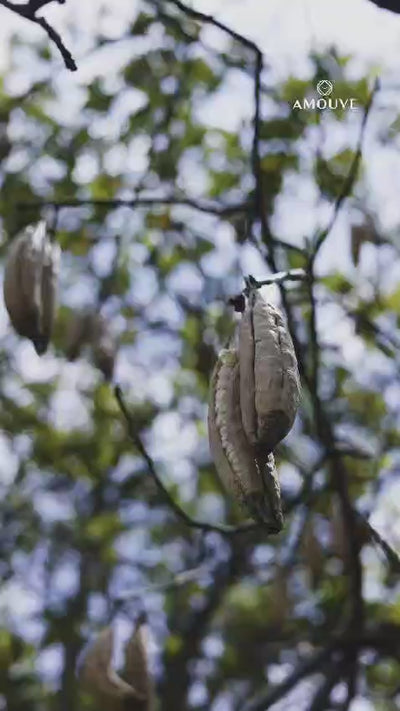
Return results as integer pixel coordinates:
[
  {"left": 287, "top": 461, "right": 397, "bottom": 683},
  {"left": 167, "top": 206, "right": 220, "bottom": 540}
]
[
  {"left": 122, "top": 617, "right": 154, "bottom": 711},
  {"left": 79, "top": 628, "right": 137, "bottom": 706},
  {"left": 65, "top": 311, "right": 93, "bottom": 361},
  {"left": 90, "top": 314, "right": 116, "bottom": 381},
  {"left": 79, "top": 623, "right": 153, "bottom": 711},
  {"left": 208, "top": 347, "right": 283, "bottom": 531},
  {"left": 3, "top": 221, "right": 60, "bottom": 355},
  {"left": 239, "top": 288, "right": 300, "bottom": 453}
]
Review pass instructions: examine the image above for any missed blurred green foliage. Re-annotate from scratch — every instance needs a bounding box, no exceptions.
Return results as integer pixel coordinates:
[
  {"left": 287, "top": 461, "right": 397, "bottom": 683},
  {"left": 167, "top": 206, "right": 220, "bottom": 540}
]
[{"left": 0, "top": 2, "right": 399, "bottom": 711}]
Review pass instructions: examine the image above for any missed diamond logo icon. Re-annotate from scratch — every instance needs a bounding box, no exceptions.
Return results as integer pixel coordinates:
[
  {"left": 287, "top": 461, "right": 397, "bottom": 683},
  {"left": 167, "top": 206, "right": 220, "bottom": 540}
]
[{"left": 317, "top": 80, "right": 333, "bottom": 97}]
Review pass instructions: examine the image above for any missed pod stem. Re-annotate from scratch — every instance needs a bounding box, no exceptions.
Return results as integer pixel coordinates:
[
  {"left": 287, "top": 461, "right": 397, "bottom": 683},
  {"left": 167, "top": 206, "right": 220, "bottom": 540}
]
[{"left": 244, "top": 269, "right": 308, "bottom": 295}]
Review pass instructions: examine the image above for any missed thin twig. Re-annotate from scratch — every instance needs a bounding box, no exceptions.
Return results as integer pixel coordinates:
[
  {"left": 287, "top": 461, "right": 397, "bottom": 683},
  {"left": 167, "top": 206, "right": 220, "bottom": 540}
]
[
  {"left": 356, "top": 513, "right": 400, "bottom": 574},
  {"left": 0, "top": 0, "right": 76, "bottom": 71},
  {"left": 312, "top": 79, "right": 379, "bottom": 255},
  {"left": 164, "top": 0, "right": 261, "bottom": 53},
  {"left": 245, "top": 269, "right": 308, "bottom": 289},
  {"left": 249, "top": 47, "right": 263, "bottom": 242},
  {"left": 229, "top": 270, "right": 308, "bottom": 311},
  {"left": 114, "top": 564, "right": 211, "bottom": 603},
  {"left": 306, "top": 259, "right": 320, "bottom": 402},
  {"left": 162, "top": 0, "right": 266, "bottom": 248},
  {"left": 243, "top": 643, "right": 337, "bottom": 711},
  {"left": 308, "top": 661, "right": 345, "bottom": 711},
  {"left": 114, "top": 385, "right": 260, "bottom": 537},
  {"left": 17, "top": 196, "right": 304, "bottom": 253},
  {"left": 18, "top": 196, "right": 251, "bottom": 217}
]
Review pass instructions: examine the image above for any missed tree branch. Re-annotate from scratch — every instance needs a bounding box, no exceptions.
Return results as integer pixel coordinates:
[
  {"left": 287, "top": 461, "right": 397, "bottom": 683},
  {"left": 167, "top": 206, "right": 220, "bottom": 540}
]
[
  {"left": 114, "top": 385, "right": 261, "bottom": 537},
  {"left": 308, "top": 661, "right": 345, "bottom": 711},
  {"left": 244, "top": 269, "right": 308, "bottom": 290},
  {"left": 18, "top": 195, "right": 251, "bottom": 217},
  {"left": 0, "top": 0, "right": 76, "bottom": 71},
  {"left": 160, "top": 548, "right": 246, "bottom": 710},
  {"left": 356, "top": 513, "right": 400, "bottom": 574},
  {"left": 312, "top": 79, "right": 379, "bottom": 255},
  {"left": 162, "top": 0, "right": 267, "bottom": 248},
  {"left": 243, "top": 643, "right": 337, "bottom": 711},
  {"left": 18, "top": 196, "right": 304, "bottom": 253},
  {"left": 249, "top": 46, "right": 263, "bottom": 242},
  {"left": 163, "top": 0, "right": 262, "bottom": 53}
]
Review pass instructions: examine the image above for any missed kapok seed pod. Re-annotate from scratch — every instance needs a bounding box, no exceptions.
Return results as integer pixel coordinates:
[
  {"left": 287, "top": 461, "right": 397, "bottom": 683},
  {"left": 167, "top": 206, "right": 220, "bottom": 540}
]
[
  {"left": 37, "top": 230, "right": 60, "bottom": 354},
  {"left": 208, "top": 348, "right": 281, "bottom": 528},
  {"left": 3, "top": 221, "right": 60, "bottom": 355},
  {"left": 65, "top": 311, "right": 92, "bottom": 361},
  {"left": 90, "top": 314, "right": 116, "bottom": 381},
  {"left": 122, "top": 618, "right": 154, "bottom": 710},
  {"left": 79, "top": 627, "right": 138, "bottom": 707},
  {"left": 3, "top": 227, "right": 42, "bottom": 347},
  {"left": 239, "top": 289, "right": 300, "bottom": 452}
]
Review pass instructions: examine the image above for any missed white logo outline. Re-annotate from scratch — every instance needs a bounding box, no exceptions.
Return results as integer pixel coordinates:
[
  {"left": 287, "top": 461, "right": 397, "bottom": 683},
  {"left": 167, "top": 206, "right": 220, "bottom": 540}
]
[{"left": 317, "top": 80, "right": 334, "bottom": 97}]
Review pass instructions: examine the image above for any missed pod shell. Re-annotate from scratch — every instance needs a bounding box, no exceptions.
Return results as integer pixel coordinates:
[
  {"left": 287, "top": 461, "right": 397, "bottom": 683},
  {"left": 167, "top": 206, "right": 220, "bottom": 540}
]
[
  {"left": 239, "top": 289, "right": 300, "bottom": 452},
  {"left": 3, "top": 221, "right": 60, "bottom": 354}
]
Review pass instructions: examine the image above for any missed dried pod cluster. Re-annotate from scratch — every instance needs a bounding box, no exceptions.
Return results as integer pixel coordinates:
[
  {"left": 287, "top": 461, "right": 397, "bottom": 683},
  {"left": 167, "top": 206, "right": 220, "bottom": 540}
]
[
  {"left": 208, "top": 287, "right": 300, "bottom": 531},
  {"left": 3, "top": 221, "right": 60, "bottom": 354},
  {"left": 79, "top": 619, "right": 153, "bottom": 711}
]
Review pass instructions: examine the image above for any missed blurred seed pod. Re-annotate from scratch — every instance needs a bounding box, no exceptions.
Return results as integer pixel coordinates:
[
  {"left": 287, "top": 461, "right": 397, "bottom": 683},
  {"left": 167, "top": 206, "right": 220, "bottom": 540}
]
[
  {"left": 65, "top": 311, "right": 93, "bottom": 361},
  {"left": 79, "top": 627, "right": 136, "bottom": 707},
  {"left": 122, "top": 617, "right": 154, "bottom": 710},
  {"left": 3, "top": 221, "right": 60, "bottom": 354},
  {"left": 79, "top": 621, "right": 153, "bottom": 711},
  {"left": 239, "top": 288, "right": 301, "bottom": 452},
  {"left": 90, "top": 314, "right": 116, "bottom": 381}
]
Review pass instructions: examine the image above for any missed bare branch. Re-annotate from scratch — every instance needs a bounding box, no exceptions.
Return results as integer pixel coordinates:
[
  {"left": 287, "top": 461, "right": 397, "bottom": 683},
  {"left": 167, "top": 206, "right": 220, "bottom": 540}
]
[
  {"left": 243, "top": 644, "right": 337, "bottom": 711},
  {"left": 0, "top": 0, "right": 76, "bottom": 71},
  {"left": 163, "top": 0, "right": 261, "bottom": 53},
  {"left": 308, "top": 662, "right": 346, "bottom": 711},
  {"left": 356, "top": 513, "right": 400, "bottom": 574},
  {"left": 312, "top": 79, "right": 379, "bottom": 255},
  {"left": 162, "top": 0, "right": 267, "bottom": 249},
  {"left": 244, "top": 269, "right": 308, "bottom": 290},
  {"left": 18, "top": 195, "right": 251, "bottom": 218},
  {"left": 18, "top": 196, "right": 306, "bottom": 254},
  {"left": 249, "top": 47, "right": 263, "bottom": 242},
  {"left": 114, "top": 385, "right": 260, "bottom": 537},
  {"left": 228, "top": 269, "right": 308, "bottom": 311}
]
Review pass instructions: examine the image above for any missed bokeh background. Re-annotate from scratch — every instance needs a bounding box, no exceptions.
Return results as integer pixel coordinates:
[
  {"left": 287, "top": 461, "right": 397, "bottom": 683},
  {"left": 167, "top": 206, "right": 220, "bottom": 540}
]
[{"left": 0, "top": 1, "right": 400, "bottom": 710}]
